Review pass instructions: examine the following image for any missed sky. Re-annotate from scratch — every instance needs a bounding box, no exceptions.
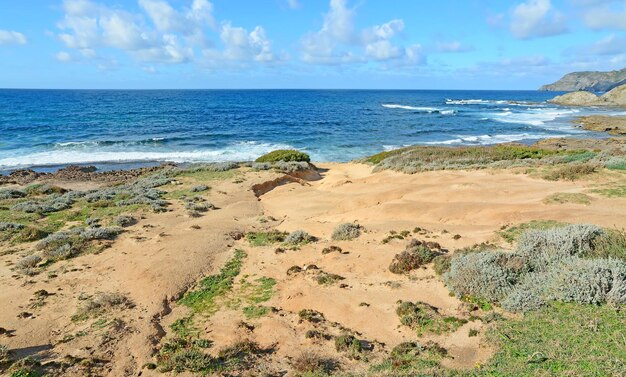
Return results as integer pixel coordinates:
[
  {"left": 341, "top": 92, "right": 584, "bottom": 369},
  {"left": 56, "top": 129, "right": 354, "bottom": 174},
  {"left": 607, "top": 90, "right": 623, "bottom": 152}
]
[{"left": 0, "top": 0, "right": 625, "bottom": 89}]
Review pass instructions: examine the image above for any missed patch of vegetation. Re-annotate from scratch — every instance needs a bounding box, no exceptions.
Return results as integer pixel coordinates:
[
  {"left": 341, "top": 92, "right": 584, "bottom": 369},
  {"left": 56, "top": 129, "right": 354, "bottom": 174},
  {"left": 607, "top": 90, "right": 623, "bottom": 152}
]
[
  {"left": 334, "top": 334, "right": 365, "bottom": 359},
  {"left": 591, "top": 185, "right": 626, "bottom": 198},
  {"left": 315, "top": 271, "right": 345, "bottom": 286},
  {"left": 255, "top": 149, "right": 310, "bottom": 163},
  {"left": 589, "top": 228, "right": 626, "bottom": 261},
  {"left": 432, "top": 254, "right": 451, "bottom": 276},
  {"left": 543, "top": 192, "right": 592, "bottom": 205},
  {"left": 498, "top": 220, "right": 565, "bottom": 243},
  {"left": 389, "top": 239, "right": 439, "bottom": 274},
  {"left": 298, "top": 309, "right": 325, "bottom": 323},
  {"left": 242, "top": 305, "right": 270, "bottom": 318},
  {"left": 384, "top": 341, "right": 447, "bottom": 372},
  {"left": 246, "top": 231, "right": 288, "bottom": 247},
  {"left": 542, "top": 163, "right": 598, "bottom": 181},
  {"left": 444, "top": 224, "right": 626, "bottom": 313},
  {"left": 72, "top": 292, "right": 134, "bottom": 322},
  {"left": 396, "top": 301, "right": 467, "bottom": 335},
  {"left": 479, "top": 303, "right": 626, "bottom": 376},
  {"left": 179, "top": 249, "right": 246, "bottom": 314},
  {"left": 292, "top": 351, "right": 338, "bottom": 375},
  {"left": 331, "top": 223, "right": 361, "bottom": 241},
  {"left": 284, "top": 230, "right": 315, "bottom": 246},
  {"left": 365, "top": 144, "right": 592, "bottom": 174}
]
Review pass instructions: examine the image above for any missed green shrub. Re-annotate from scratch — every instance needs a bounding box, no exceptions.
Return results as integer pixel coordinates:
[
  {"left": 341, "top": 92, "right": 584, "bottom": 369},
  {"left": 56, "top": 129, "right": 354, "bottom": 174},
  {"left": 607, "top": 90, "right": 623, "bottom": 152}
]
[
  {"left": 389, "top": 341, "right": 447, "bottom": 371},
  {"left": 331, "top": 223, "right": 361, "bottom": 241},
  {"left": 396, "top": 301, "right": 467, "bottom": 335},
  {"left": 284, "top": 230, "right": 315, "bottom": 245},
  {"left": 590, "top": 229, "right": 626, "bottom": 261},
  {"left": 543, "top": 163, "right": 598, "bottom": 181},
  {"left": 389, "top": 240, "right": 438, "bottom": 274},
  {"left": 498, "top": 220, "right": 565, "bottom": 243},
  {"left": 255, "top": 150, "right": 310, "bottom": 163},
  {"left": 432, "top": 254, "right": 451, "bottom": 275},
  {"left": 246, "top": 231, "right": 287, "bottom": 246}
]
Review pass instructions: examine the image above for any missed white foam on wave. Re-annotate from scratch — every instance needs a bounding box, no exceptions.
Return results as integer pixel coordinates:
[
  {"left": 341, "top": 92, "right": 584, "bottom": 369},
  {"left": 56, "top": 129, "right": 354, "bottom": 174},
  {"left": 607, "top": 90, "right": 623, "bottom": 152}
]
[
  {"left": 422, "top": 133, "right": 549, "bottom": 146},
  {"left": 0, "top": 141, "right": 294, "bottom": 169},
  {"left": 487, "top": 107, "right": 580, "bottom": 126},
  {"left": 382, "top": 104, "right": 456, "bottom": 115},
  {"left": 445, "top": 99, "right": 541, "bottom": 106}
]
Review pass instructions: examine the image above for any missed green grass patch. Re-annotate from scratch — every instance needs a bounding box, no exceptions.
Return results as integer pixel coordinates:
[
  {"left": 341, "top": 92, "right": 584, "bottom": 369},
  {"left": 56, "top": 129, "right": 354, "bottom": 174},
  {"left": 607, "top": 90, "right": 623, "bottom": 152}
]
[
  {"left": 242, "top": 305, "right": 270, "bottom": 318},
  {"left": 246, "top": 231, "right": 287, "bottom": 247},
  {"left": 255, "top": 149, "right": 310, "bottom": 163},
  {"left": 543, "top": 192, "right": 592, "bottom": 205},
  {"left": 479, "top": 303, "right": 626, "bottom": 376},
  {"left": 498, "top": 220, "right": 565, "bottom": 243},
  {"left": 179, "top": 249, "right": 246, "bottom": 314},
  {"left": 591, "top": 185, "right": 626, "bottom": 198}
]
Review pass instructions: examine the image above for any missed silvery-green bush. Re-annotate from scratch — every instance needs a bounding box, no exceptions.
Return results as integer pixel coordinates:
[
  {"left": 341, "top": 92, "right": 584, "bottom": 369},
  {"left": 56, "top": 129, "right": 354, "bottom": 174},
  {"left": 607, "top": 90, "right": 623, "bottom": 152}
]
[
  {"left": 445, "top": 223, "right": 626, "bottom": 312},
  {"left": 284, "top": 230, "right": 314, "bottom": 245},
  {"left": 331, "top": 223, "right": 361, "bottom": 241}
]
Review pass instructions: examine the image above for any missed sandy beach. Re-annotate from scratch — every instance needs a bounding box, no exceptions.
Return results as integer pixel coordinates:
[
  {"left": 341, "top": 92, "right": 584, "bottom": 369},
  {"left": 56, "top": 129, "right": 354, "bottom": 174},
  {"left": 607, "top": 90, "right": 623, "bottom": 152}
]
[{"left": 1, "top": 139, "right": 625, "bottom": 376}]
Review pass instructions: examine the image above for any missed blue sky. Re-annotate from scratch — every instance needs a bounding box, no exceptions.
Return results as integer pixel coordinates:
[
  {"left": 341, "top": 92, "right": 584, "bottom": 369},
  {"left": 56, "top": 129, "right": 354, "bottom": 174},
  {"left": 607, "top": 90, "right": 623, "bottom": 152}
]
[{"left": 0, "top": 0, "right": 625, "bottom": 89}]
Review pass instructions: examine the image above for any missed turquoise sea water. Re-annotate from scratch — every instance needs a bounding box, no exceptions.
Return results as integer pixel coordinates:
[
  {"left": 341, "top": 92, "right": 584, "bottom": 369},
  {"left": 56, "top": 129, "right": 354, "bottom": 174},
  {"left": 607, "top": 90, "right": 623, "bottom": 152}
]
[{"left": 1, "top": 89, "right": 623, "bottom": 172}]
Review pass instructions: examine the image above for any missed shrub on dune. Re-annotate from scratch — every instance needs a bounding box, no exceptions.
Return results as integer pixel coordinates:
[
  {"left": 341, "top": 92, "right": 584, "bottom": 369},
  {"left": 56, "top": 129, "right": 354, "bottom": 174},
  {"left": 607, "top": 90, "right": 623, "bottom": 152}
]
[
  {"left": 331, "top": 223, "right": 361, "bottom": 241},
  {"left": 255, "top": 150, "right": 310, "bottom": 163}
]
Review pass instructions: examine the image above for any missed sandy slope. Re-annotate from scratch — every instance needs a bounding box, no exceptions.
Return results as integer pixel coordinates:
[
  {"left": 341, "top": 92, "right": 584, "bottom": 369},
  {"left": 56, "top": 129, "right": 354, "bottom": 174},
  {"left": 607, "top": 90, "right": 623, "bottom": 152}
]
[{"left": 1, "top": 163, "right": 625, "bottom": 375}]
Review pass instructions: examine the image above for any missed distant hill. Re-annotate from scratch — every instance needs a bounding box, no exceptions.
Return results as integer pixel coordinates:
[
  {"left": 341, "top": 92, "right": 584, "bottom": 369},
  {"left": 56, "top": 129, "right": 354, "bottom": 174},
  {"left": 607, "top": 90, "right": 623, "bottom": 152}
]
[{"left": 540, "top": 68, "right": 626, "bottom": 92}]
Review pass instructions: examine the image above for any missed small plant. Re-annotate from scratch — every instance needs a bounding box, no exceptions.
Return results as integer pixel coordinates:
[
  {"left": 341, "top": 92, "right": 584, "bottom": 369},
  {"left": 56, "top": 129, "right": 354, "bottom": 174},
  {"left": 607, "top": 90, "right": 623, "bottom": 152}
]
[
  {"left": 322, "top": 245, "right": 343, "bottom": 254},
  {"left": 334, "top": 334, "right": 364, "bottom": 359},
  {"left": 292, "top": 351, "right": 337, "bottom": 374},
  {"left": 255, "top": 149, "right": 310, "bottom": 163},
  {"left": 316, "top": 271, "right": 345, "bottom": 286},
  {"left": 298, "top": 309, "right": 325, "bottom": 323},
  {"left": 246, "top": 231, "right": 287, "bottom": 247},
  {"left": 468, "top": 328, "right": 479, "bottom": 337},
  {"left": 389, "top": 239, "right": 439, "bottom": 274},
  {"left": 72, "top": 292, "right": 134, "bottom": 321},
  {"left": 284, "top": 230, "right": 315, "bottom": 246},
  {"left": 389, "top": 341, "right": 447, "bottom": 370},
  {"left": 113, "top": 215, "right": 136, "bottom": 227},
  {"left": 190, "top": 185, "right": 209, "bottom": 192},
  {"left": 396, "top": 301, "right": 467, "bottom": 335},
  {"left": 331, "top": 223, "right": 361, "bottom": 241},
  {"left": 432, "top": 254, "right": 452, "bottom": 275},
  {"left": 15, "top": 255, "right": 42, "bottom": 270}
]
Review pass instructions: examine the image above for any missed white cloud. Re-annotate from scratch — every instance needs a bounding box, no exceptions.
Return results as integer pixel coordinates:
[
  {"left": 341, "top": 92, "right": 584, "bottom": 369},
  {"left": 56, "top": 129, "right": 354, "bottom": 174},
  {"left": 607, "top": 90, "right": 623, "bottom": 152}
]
[
  {"left": 577, "top": 33, "right": 626, "bottom": 55},
  {"left": 55, "top": 51, "right": 73, "bottom": 62},
  {"left": 0, "top": 30, "right": 27, "bottom": 45},
  {"left": 510, "top": 0, "right": 568, "bottom": 39},
  {"left": 582, "top": 1, "right": 626, "bottom": 29},
  {"left": 56, "top": 0, "right": 275, "bottom": 68},
  {"left": 435, "top": 41, "right": 473, "bottom": 53},
  {"left": 301, "top": 0, "right": 424, "bottom": 66},
  {"left": 216, "top": 22, "right": 275, "bottom": 62},
  {"left": 287, "top": 0, "right": 300, "bottom": 9}
]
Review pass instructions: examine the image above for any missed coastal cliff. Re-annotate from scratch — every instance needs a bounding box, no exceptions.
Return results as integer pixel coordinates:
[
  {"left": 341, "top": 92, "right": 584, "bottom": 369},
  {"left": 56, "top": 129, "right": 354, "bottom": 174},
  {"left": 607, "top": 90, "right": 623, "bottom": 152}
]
[{"left": 540, "top": 68, "right": 626, "bottom": 92}]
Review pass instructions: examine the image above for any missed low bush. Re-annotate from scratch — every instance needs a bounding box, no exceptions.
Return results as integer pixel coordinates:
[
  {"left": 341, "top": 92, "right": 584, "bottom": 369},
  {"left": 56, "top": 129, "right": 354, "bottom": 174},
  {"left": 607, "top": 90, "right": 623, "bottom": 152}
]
[
  {"left": 284, "top": 230, "right": 315, "bottom": 245},
  {"left": 389, "top": 341, "right": 447, "bottom": 370},
  {"left": 0, "top": 188, "right": 27, "bottom": 200},
  {"left": 15, "top": 254, "right": 42, "bottom": 270},
  {"left": 389, "top": 240, "right": 439, "bottom": 274},
  {"left": 73, "top": 292, "right": 134, "bottom": 321},
  {"left": 443, "top": 251, "right": 529, "bottom": 303},
  {"left": 543, "top": 163, "right": 598, "bottom": 181},
  {"left": 396, "top": 301, "right": 467, "bottom": 335},
  {"left": 590, "top": 228, "right": 626, "bottom": 261},
  {"left": 113, "top": 215, "right": 136, "bottom": 227},
  {"left": 190, "top": 185, "right": 209, "bottom": 193},
  {"left": 292, "top": 351, "right": 337, "bottom": 375},
  {"left": 255, "top": 150, "right": 310, "bottom": 163},
  {"left": 331, "top": 223, "right": 361, "bottom": 241},
  {"left": 246, "top": 231, "right": 287, "bottom": 247}
]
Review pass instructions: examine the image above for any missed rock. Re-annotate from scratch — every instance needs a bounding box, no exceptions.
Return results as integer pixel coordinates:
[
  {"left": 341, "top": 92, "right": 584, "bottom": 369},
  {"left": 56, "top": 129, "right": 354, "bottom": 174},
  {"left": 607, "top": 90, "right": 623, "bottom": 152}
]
[
  {"left": 540, "top": 68, "right": 626, "bottom": 92},
  {"left": 547, "top": 83, "right": 626, "bottom": 107},
  {"left": 548, "top": 90, "right": 601, "bottom": 106}
]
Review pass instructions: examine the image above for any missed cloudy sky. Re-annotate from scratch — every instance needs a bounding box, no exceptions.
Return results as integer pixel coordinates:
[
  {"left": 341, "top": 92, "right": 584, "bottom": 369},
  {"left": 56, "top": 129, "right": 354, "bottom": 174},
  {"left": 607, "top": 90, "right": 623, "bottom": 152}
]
[{"left": 0, "top": 0, "right": 625, "bottom": 89}]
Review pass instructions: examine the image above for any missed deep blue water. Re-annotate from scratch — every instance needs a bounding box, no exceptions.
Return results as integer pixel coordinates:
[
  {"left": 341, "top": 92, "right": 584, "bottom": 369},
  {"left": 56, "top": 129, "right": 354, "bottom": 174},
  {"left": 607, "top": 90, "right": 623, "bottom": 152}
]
[{"left": 1, "top": 89, "right": 624, "bottom": 171}]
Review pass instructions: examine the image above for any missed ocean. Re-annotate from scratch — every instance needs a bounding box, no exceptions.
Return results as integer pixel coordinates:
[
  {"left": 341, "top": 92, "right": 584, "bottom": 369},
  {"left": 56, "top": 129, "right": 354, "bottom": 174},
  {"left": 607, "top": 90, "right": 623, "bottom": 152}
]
[{"left": 1, "top": 89, "right": 624, "bottom": 172}]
